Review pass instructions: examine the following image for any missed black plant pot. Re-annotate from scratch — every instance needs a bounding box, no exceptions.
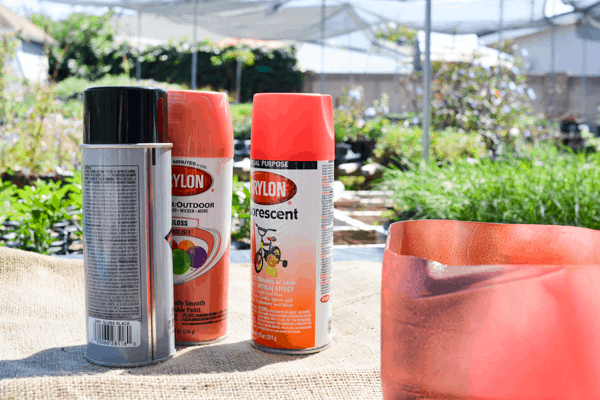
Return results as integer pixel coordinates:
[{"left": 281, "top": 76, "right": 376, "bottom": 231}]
[
  {"left": 559, "top": 119, "right": 583, "bottom": 151},
  {"left": 347, "top": 139, "right": 376, "bottom": 162}
]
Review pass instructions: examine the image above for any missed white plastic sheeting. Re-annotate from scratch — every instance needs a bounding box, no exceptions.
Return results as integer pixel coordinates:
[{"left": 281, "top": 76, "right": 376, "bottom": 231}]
[
  {"left": 128, "top": 2, "right": 369, "bottom": 41},
  {"left": 296, "top": 42, "right": 407, "bottom": 73},
  {"left": 47, "top": 0, "right": 370, "bottom": 41},
  {"left": 45, "top": 0, "right": 599, "bottom": 38}
]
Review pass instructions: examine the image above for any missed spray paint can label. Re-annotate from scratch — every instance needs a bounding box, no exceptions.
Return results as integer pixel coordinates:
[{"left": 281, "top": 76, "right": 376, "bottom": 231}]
[
  {"left": 83, "top": 145, "right": 175, "bottom": 365},
  {"left": 171, "top": 157, "right": 232, "bottom": 342},
  {"left": 250, "top": 159, "right": 334, "bottom": 351}
]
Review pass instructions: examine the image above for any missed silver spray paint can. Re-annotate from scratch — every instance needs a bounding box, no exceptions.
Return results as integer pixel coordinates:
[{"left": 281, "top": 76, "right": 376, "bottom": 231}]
[{"left": 81, "top": 87, "right": 175, "bottom": 367}]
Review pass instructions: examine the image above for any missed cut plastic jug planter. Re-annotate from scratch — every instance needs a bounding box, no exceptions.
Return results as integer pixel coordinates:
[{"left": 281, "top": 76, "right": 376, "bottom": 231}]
[{"left": 382, "top": 220, "right": 600, "bottom": 400}]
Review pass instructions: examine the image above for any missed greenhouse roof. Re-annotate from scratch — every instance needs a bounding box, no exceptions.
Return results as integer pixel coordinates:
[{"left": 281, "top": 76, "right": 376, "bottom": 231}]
[{"left": 45, "top": 0, "right": 600, "bottom": 39}]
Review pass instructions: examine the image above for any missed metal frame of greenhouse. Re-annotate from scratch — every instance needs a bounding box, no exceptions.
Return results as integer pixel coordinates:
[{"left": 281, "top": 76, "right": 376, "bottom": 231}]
[{"left": 43, "top": 0, "right": 600, "bottom": 161}]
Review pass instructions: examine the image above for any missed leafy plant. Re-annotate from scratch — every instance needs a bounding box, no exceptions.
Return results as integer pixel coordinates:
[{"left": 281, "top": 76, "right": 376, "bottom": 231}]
[
  {"left": 338, "top": 176, "right": 368, "bottom": 191},
  {"left": 31, "top": 12, "right": 120, "bottom": 81},
  {"left": 381, "top": 144, "right": 600, "bottom": 229},
  {"left": 230, "top": 103, "right": 252, "bottom": 120},
  {"left": 54, "top": 74, "right": 187, "bottom": 99},
  {"left": 374, "top": 23, "right": 417, "bottom": 46},
  {"left": 233, "top": 118, "right": 252, "bottom": 140},
  {"left": 230, "top": 103, "right": 253, "bottom": 140},
  {"left": 0, "top": 28, "right": 82, "bottom": 175},
  {"left": 65, "top": 172, "right": 83, "bottom": 234},
  {"left": 0, "top": 81, "right": 58, "bottom": 174},
  {"left": 373, "top": 125, "right": 486, "bottom": 168},
  {"left": 232, "top": 176, "right": 250, "bottom": 241},
  {"left": 7, "top": 177, "right": 81, "bottom": 254},
  {"left": 515, "top": 114, "right": 559, "bottom": 144},
  {"left": 431, "top": 127, "right": 487, "bottom": 164},
  {"left": 54, "top": 99, "right": 83, "bottom": 119},
  {"left": 32, "top": 13, "right": 304, "bottom": 101},
  {"left": 398, "top": 59, "right": 541, "bottom": 155},
  {"left": 334, "top": 86, "right": 391, "bottom": 143},
  {"left": 0, "top": 33, "right": 17, "bottom": 120},
  {"left": 210, "top": 44, "right": 255, "bottom": 88},
  {"left": 0, "top": 181, "right": 16, "bottom": 224}
]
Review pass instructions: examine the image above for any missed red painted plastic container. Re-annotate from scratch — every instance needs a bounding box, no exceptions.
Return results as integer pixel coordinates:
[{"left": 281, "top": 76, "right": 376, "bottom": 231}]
[
  {"left": 382, "top": 220, "right": 600, "bottom": 399},
  {"left": 250, "top": 93, "right": 335, "bottom": 354},
  {"left": 168, "top": 90, "right": 234, "bottom": 344}
]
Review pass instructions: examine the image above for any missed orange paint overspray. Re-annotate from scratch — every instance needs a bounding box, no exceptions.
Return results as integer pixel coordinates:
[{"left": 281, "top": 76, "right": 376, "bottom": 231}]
[
  {"left": 250, "top": 93, "right": 335, "bottom": 354},
  {"left": 168, "top": 91, "right": 233, "bottom": 344}
]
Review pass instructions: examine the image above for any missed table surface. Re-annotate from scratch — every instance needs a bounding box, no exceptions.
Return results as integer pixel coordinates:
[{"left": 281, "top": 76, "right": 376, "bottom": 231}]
[{"left": 3, "top": 245, "right": 385, "bottom": 400}]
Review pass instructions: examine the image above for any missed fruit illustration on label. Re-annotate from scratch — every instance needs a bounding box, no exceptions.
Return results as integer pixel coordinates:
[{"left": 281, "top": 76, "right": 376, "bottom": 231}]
[
  {"left": 178, "top": 240, "right": 194, "bottom": 252},
  {"left": 188, "top": 246, "right": 208, "bottom": 269},
  {"left": 173, "top": 249, "right": 191, "bottom": 275},
  {"left": 254, "top": 223, "right": 288, "bottom": 274},
  {"left": 171, "top": 227, "right": 222, "bottom": 284}
]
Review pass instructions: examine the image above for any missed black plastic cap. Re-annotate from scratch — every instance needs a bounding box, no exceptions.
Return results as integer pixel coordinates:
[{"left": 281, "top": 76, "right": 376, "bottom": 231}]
[{"left": 83, "top": 86, "right": 168, "bottom": 144}]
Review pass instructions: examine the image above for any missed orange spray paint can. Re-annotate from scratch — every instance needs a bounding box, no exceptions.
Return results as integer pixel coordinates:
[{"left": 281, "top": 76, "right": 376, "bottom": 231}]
[
  {"left": 168, "top": 91, "right": 234, "bottom": 344},
  {"left": 250, "top": 93, "right": 335, "bottom": 354}
]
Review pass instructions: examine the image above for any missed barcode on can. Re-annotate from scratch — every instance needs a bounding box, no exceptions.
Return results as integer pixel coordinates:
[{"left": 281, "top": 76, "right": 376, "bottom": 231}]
[{"left": 88, "top": 318, "right": 141, "bottom": 347}]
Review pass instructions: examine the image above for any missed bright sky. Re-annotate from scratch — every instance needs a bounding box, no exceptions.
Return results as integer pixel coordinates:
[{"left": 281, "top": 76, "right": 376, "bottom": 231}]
[
  {"left": 0, "top": 0, "right": 134, "bottom": 19},
  {"left": 1, "top": 0, "right": 576, "bottom": 21}
]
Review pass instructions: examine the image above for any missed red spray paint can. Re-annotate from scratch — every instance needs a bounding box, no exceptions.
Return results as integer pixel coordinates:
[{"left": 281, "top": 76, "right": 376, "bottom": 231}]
[
  {"left": 250, "top": 93, "right": 335, "bottom": 354},
  {"left": 168, "top": 91, "right": 234, "bottom": 344}
]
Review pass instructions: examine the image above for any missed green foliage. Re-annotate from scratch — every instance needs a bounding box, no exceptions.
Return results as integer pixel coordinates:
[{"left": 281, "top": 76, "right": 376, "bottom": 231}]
[
  {"left": 374, "top": 23, "right": 417, "bottom": 46},
  {"left": 54, "top": 99, "right": 83, "bottom": 119},
  {"left": 581, "top": 127, "right": 600, "bottom": 152},
  {"left": 334, "top": 86, "right": 390, "bottom": 142},
  {"left": 430, "top": 127, "right": 487, "bottom": 164},
  {"left": 334, "top": 86, "right": 365, "bottom": 142},
  {"left": 0, "top": 80, "right": 58, "bottom": 174},
  {"left": 230, "top": 103, "right": 252, "bottom": 120},
  {"left": 382, "top": 145, "right": 600, "bottom": 229},
  {"left": 31, "top": 12, "right": 120, "bottom": 81},
  {"left": 0, "top": 33, "right": 17, "bottom": 119},
  {"left": 515, "top": 114, "right": 558, "bottom": 141},
  {"left": 65, "top": 172, "right": 83, "bottom": 225},
  {"left": 32, "top": 13, "right": 305, "bottom": 101},
  {"left": 231, "top": 44, "right": 304, "bottom": 102},
  {"left": 0, "top": 29, "right": 83, "bottom": 174},
  {"left": 7, "top": 175, "right": 82, "bottom": 254},
  {"left": 362, "top": 117, "right": 391, "bottom": 142},
  {"left": 232, "top": 176, "right": 250, "bottom": 241},
  {"left": 54, "top": 74, "right": 187, "bottom": 99},
  {"left": 0, "top": 181, "right": 16, "bottom": 224},
  {"left": 230, "top": 103, "right": 252, "bottom": 140},
  {"left": 210, "top": 46, "right": 255, "bottom": 70},
  {"left": 233, "top": 118, "right": 252, "bottom": 140},
  {"left": 399, "top": 60, "right": 541, "bottom": 155},
  {"left": 373, "top": 125, "right": 486, "bottom": 168},
  {"left": 430, "top": 61, "right": 533, "bottom": 152},
  {"left": 338, "top": 176, "right": 368, "bottom": 191}
]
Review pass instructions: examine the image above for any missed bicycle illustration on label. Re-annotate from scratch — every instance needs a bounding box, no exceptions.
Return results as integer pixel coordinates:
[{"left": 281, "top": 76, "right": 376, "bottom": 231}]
[{"left": 254, "top": 223, "right": 288, "bottom": 277}]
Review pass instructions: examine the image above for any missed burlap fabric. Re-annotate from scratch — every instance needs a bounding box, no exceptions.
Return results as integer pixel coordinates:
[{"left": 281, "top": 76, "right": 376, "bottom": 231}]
[{"left": 0, "top": 247, "right": 382, "bottom": 399}]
